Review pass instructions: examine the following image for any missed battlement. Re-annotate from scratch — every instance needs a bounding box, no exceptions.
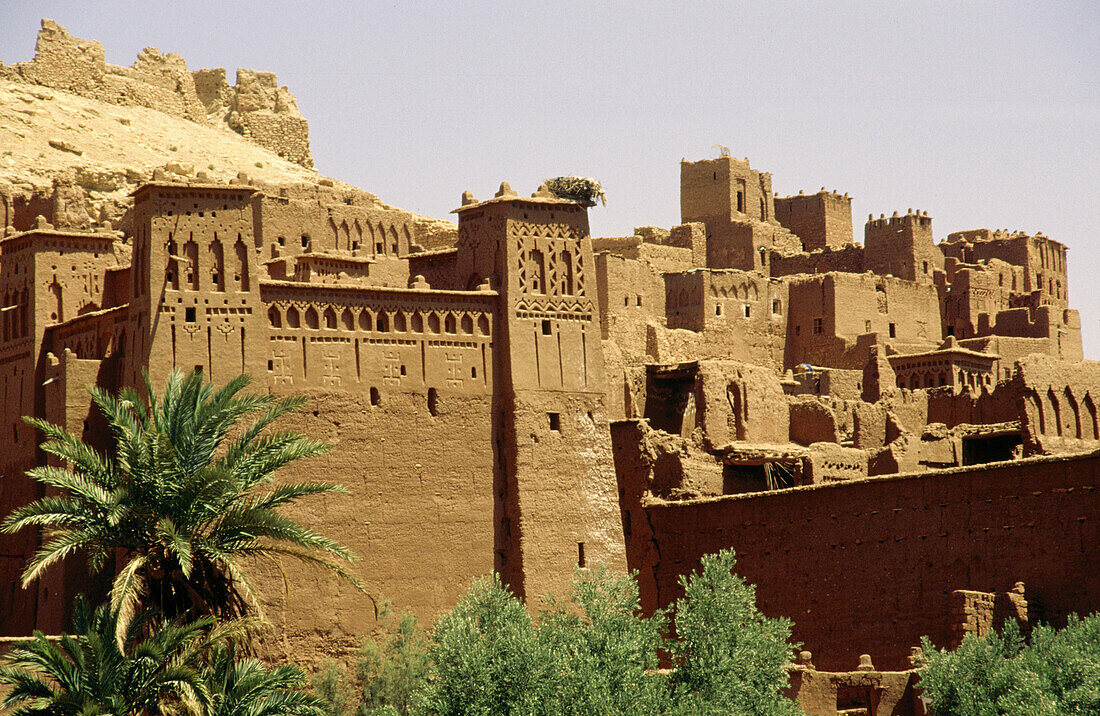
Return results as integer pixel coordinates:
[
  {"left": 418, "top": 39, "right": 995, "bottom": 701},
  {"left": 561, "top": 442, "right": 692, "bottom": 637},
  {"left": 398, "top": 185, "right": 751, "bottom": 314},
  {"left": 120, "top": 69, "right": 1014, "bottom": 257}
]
[{"left": 865, "top": 209, "right": 932, "bottom": 230}]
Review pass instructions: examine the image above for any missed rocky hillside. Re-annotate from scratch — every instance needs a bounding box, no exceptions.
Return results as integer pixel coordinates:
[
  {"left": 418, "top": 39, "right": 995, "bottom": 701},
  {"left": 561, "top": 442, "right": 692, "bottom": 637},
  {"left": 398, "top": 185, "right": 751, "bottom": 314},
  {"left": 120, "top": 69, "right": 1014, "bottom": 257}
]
[{"left": 0, "top": 19, "right": 457, "bottom": 244}]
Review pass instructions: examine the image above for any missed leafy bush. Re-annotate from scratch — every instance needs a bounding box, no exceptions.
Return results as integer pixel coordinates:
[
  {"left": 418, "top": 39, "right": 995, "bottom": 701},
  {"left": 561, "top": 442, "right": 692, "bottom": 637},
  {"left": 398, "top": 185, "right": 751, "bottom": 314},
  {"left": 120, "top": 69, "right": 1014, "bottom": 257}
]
[
  {"left": 671, "top": 550, "right": 801, "bottom": 715},
  {"left": 356, "top": 605, "right": 432, "bottom": 715},
  {"left": 918, "top": 614, "right": 1100, "bottom": 715},
  {"left": 417, "top": 549, "right": 798, "bottom": 715}
]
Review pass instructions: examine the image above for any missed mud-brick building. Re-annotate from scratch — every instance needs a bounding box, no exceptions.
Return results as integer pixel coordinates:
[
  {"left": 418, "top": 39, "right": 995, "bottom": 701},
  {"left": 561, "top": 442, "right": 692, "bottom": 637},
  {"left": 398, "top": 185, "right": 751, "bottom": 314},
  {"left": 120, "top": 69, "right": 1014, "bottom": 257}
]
[
  {"left": 1, "top": 154, "right": 1098, "bottom": 687},
  {"left": 0, "top": 180, "right": 625, "bottom": 659}
]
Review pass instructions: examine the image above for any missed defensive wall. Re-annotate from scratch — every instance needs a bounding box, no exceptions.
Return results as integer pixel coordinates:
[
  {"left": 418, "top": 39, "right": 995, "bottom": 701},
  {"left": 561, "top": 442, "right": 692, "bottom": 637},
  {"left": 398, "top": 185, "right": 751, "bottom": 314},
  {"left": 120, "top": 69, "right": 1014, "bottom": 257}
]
[{"left": 619, "top": 449, "right": 1099, "bottom": 672}]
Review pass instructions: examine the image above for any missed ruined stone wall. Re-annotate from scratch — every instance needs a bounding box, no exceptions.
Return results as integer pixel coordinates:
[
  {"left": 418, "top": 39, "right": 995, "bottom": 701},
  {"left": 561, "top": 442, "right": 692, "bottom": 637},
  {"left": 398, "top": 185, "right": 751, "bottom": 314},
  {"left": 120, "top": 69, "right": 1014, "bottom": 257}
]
[
  {"left": 774, "top": 190, "right": 853, "bottom": 251},
  {"left": 7, "top": 20, "right": 313, "bottom": 167},
  {"left": 234, "top": 113, "right": 312, "bottom": 169},
  {"left": 634, "top": 454, "right": 1100, "bottom": 671}
]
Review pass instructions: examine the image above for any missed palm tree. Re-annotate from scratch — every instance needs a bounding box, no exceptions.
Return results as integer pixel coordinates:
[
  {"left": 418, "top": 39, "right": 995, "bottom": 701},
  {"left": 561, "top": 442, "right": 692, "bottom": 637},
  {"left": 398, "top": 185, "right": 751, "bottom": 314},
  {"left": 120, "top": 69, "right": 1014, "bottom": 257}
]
[
  {"left": 2, "top": 369, "right": 359, "bottom": 632},
  {"left": 0, "top": 595, "right": 234, "bottom": 715},
  {"left": 203, "top": 644, "right": 329, "bottom": 716}
]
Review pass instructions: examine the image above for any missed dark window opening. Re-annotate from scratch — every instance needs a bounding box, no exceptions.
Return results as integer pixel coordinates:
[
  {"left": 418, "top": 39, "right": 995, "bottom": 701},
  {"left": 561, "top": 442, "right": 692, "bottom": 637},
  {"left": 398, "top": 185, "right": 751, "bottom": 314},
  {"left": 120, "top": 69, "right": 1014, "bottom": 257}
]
[
  {"left": 376, "top": 242, "right": 384, "bottom": 253},
  {"left": 541, "top": 319, "right": 552, "bottom": 335},
  {"left": 923, "top": 261, "right": 929, "bottom": 273},
  {"left": 549, "top": 412, "right": 561, "bottom": 431},
  {"left": 715, "top": 304, "right": 722, "bottom": 316},
  {"left": 624, "top": 296, "right": 629, "bottom": 306},
  {"left": 400, "top": 364, "right": 407, "bottom": 376},
  {"left": 267, "top": 359, "right": 273, "bottom": 371},
  {"left": 370, "top": 387, "right": 380, "bottom": 406},
  {"left": 962, "top": 433, "right": 1022, "bottom": 466},
  {"left": 194, "top": 364, "right": 203, "bottom": 376},
  {"left": 301, "top": 235, "right": 309, "bottom": 248},
  {"left": 185, "top": 307, "right": 196, "bottom": 322},
  {"left": 743, "top": 305, "right": 751, "bottom": 318},
  {"left": 471, "top": 366, "right": 477, "bottom": 378},
  {"left": 577, "top": 542, "right": 586, "bottom": 568},
  {"left": 889, "top": 323, "right": 897, "bottom": 338},
  {"left": 946, "top": 325, "right": 955, "bottom": 336},
  {"left": 837, "top": 686, "right": 874, "bottom": 715},
  {"left": 427, "top": 388, "right": 438, "bottom": 416},
  {"left": 736, "top": 191, "right": 744, "bottom": 213},
  {"left": 813, "top": 317, "right": 823, "bottom": 334},
  {"left": 636, "top": 295, "right": 642, "bottom": 306}
]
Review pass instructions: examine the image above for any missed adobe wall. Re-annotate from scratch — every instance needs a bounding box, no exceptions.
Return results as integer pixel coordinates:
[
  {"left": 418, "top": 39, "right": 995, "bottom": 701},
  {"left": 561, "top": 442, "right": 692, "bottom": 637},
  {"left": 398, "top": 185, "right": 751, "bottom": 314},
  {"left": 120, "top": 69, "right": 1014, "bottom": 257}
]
[
  {"left": 784, "top": 273, "right": 941, "bottom": 370},
  {"left": 944, "top": 230, "right": 1067, "bottom": 307},
  {"left": 596, "top": 248, "right": 674, "bottom": 361},
  {"left": 663, "top": 269, "right": 788, "bottom": 370},
  {"left": 774, "top": 190, "right": 853, "bottom": 251},
  {"left": 864, "top": 211, "right": 941, "bottom": 283},
  {"left": 248, "top": 388, "right": 497, "bottom": 666},
  {"left": 636, "top": 454, "right": 1100, "bottom": 671},
  {"left": 769, "top": 244, "right": 864, "bottom": 277}
]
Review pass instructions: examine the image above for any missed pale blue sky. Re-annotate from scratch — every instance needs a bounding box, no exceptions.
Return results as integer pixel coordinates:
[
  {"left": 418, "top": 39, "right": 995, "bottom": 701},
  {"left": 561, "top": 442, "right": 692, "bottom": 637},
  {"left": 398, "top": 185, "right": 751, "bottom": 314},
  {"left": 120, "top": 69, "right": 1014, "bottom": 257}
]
[{"left": 2, "top": 1, "right": 1097, "bottom": 354}]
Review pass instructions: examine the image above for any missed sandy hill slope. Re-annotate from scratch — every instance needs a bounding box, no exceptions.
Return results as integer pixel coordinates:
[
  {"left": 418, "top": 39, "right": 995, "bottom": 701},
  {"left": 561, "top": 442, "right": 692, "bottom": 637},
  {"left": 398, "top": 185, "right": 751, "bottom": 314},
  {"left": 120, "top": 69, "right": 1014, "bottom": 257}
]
[{"left": 0, "top": 77, "right": 456, "bottom": 241}]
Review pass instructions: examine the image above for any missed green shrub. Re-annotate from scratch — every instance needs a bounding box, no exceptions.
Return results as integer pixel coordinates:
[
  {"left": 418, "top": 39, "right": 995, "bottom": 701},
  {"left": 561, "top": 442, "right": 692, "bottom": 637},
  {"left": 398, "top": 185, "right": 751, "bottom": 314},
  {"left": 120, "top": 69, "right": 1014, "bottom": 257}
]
[{"left": 918, "top": 614, "right": 1100, "bottom": 715}]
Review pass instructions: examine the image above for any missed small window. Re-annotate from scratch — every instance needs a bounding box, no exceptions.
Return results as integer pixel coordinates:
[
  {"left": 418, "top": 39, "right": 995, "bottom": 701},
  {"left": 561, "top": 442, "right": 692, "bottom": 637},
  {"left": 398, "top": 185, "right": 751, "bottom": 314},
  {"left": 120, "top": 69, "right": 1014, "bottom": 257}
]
[
  {"left": 624, "top": 296, "right": 629, "bottom": 307},
  {"left": 577, "top": 541, "right": 586, "bottom": 568},
  {"left": 923, "top": 261, "right": 929, "bottom": 273},
  {"left": 772, "top": 300, "right": 781, "bottom": 314},
  {"left": 743, "top": 305, "right": 751, "bottom": 318},
  {"left": 376, "top": 242, "right": 384, "bottom": 253},
  {"left": 301, "top": 235, "right": 309, "bottom": 248},
  {"left": 541, "top": 320, "right": 552, "bottom": 335},
  {"left": 795, "top": 325, "right": 801, "bottom": 336},
  {"left": 370, "top": 387, "right": 380, "bottom": 406},
  {"left": 548, "top": 413, "right": 561, "bottom": 431},
  {"left": 400, "top": 364, "right": 407, "bottom": 376},
  {"left": 813, "top": 317, "right": 823, "bottom": 334},
  {"left": 715, "top": 304, "right": 722, "bottom": 316},
  {"left": 194, "top": 364, "right": 203, "bottom": 375},
  {"left": 184, "top": 307, "right": 196, "bottom": 322},
  {"left": 471, "top": 366, "right": 477, "bottom": 378},
  {"left": 636, "top": 295, "right": 642, "bottom": 307},
  {"left": 946, "top": 325, "right": 955, "bottom": 336},
  {"left": 427, "top": 388, "right": 438, "bottom": 416},
  {"left": 865, "top": 319, "right": 872, "bottom": 332},
  {"left": 267, "top": 359, "right": 273, "bottom": 371},
  {"left": 889, "top": 323, "right": 897, "bottom": 338}
]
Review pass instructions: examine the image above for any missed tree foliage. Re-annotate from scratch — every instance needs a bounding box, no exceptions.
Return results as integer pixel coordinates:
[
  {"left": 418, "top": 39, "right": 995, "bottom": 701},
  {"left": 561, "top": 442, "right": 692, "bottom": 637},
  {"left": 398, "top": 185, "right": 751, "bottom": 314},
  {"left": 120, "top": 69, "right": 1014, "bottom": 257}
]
[
  {"left": 918, "top": 614, "right": 1100, "bottom": 716},
  {"left": 1, "top": 369, "right": 358, "bottom": 634},
  {"left": 415, "top": 549, "right": 798, "bottom": 716},
  {"left": 0, "top": 595, "right": 232, "bottom": 715}
]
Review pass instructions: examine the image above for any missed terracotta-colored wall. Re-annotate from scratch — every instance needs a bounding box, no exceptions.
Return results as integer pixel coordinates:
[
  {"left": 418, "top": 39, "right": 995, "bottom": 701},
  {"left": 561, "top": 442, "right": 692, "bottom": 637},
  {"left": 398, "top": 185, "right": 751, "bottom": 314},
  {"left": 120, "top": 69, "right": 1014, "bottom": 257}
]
[{"left": 636, "top": 455, "right": 1100, "bottom": 671}]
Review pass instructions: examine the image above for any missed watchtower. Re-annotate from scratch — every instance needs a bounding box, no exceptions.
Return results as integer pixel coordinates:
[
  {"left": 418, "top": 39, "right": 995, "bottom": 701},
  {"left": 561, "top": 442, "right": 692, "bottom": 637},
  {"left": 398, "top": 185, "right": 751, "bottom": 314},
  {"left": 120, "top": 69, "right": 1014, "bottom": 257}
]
[
  {"left": 129, "top": 182, "right": 266, "bottom": 388},
  {"left": 452, "top": 182, "right": 627, "bottom": 601},
  {"left": 864, "top": 210, "right": 942, "bottom": 283}
]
